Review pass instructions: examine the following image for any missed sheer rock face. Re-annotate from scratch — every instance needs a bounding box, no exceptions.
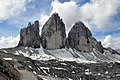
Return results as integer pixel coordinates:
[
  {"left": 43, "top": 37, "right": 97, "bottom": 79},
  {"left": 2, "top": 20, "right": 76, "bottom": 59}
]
[
  {"left": 18, "top": 20, "right": 40, "bottom": 48},
  {"left": 41, "top": 13, "right": 66, "bottom": 50},
  {"left": 67, "top": 21, "right": 104, "bottom": 53}
]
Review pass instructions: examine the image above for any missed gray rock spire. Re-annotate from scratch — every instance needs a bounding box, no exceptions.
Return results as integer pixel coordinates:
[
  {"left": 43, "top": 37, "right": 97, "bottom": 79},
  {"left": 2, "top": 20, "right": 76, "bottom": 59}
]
[
  {"left": 67, "top": 21, "right": 104, "bottom": 53},
  {"left": 18, "top": 20, "right": 40, "bottom": 48},
  {"left": 41, "top": 13, "right": 66, "bottom": 50}
]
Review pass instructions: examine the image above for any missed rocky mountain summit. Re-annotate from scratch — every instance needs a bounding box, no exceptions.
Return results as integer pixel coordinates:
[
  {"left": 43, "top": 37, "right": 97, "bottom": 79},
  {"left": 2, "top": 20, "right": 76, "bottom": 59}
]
[
  {"left": 41, "top": 13, "right": 66, "bottom": 50},
  {"left": 18, "top": 13, "right": 104, "bottom": 53},
  {"left": 67, "top": 21, "right": 103, "bottom": 53},
  {"left": 18, "top": 20, "right": 40, "bottom": 48}
]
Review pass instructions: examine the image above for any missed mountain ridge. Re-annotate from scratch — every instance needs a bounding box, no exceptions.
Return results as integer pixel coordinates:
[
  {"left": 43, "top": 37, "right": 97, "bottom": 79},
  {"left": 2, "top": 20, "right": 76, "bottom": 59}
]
[
  {"left": 0, "top": 12, "right": 119, "bottom": 63},
  {"left": 0, "top": 12, "right": 120, "bottom": 80},
  {"left": 18, "top": 13, "right": 105, "bottom": 53}
]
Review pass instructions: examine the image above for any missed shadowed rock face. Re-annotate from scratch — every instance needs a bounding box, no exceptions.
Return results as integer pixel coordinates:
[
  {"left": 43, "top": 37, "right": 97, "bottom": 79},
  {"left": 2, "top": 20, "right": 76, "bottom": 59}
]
[
  {"left": 41, "top": 13, "right": 66, "bottom": 50},
  {"left": 67, "top": 21, "right": 104, "bottom": 53},
  {"left": 18, "top": 20, "right": 40, "bottom": 48},
  {"left": 0, "top": 59, "right": 20, "bottom": 80}
]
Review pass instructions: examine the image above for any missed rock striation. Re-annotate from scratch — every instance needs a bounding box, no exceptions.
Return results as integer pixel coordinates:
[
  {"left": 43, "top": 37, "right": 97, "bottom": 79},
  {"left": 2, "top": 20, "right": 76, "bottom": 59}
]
[
  {"left": 41, "top": 13, "right": 66, "bottom": 50},
  {"left": 67, "top": 21, "right": 104, "bottom": 53},
  {"left": 18, "top": 20, "right": 40, "bottom": 48}
]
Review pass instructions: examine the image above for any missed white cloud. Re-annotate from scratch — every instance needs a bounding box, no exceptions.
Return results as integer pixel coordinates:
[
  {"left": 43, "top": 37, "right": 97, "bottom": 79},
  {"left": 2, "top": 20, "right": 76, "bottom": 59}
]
[
  {"left": 103, "top": 35, "right": 113, "bottom": 48},
  {"left": 39, "top": 14, "right": 50, "bottom": 27},
  {"left": 0, "top": 0, "right": 30, "bottom": 20},
  {"left": 51, "top": 0, "right": 81, "bottom": 31},
  {"left": 102, "top": 34, "right": 120, "bottom": 49},
  {"left": 80, "top": 0, "right": 120, "bottom": 30},
  {"left": 0, "top": 35, "right": 19, "bottom": 49},
  {"left": 39, "top": 14, "right": 50, "bottom": 34},
  {"left": 39, "top": 0, "right": 120, "bottom": 31},
  {"left": 39, "top": 0, "right": 81, "bottom": 32}
]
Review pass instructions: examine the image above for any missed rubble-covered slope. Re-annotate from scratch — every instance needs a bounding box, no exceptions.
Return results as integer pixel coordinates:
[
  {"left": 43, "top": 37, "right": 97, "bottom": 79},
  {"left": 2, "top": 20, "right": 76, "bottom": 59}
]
[
  {"left": 0, "top": 51, "right": 120, "bottom": 80},
  {"left": 1, "top": 46, "right": 120, "bottom": 63}
]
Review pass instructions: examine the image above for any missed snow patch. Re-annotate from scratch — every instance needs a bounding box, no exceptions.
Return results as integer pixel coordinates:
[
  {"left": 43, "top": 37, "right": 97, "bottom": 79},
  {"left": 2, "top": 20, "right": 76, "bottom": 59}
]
[
  {"left": 3, "top": 58, "right": 12, "bottom": 60},
  {"left": 3, "top": 50, "right": 7, "bottom": 53},
  {"left": 18, "top": 50, "right": 29, "bottom": 57},
  {"left": 13, "top": 47, "right": 120, "bottom": 63},
  {"left": 85, "top": 69, "right": 91, "bottom": 75},
  {"left": 13, "top": 51, "right": 20, "bottom": 55},
  {"left": 33, "top": 71, "right": 37, "bottom": 74}
]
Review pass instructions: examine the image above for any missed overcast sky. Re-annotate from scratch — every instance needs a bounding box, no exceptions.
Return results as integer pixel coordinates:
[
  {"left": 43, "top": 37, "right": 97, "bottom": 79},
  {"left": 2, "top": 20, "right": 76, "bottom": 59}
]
[{"left": 0, "top": 0, "right": 120, "bottom": 49}]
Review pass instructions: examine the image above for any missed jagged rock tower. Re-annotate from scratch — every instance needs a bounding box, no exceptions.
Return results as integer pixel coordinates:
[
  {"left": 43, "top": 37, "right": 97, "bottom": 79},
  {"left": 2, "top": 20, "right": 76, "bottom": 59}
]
[
  {"left": 67, "top": 21, "right": 104, "bottom": 53},
  {"left": 17, "top": 13, "right": 104, "bottom": 53},
  {"left": 18, "top": 20, "right": 40, "bottom": 48},
  {"left": 41, "top": 13, "right": 66, "bottom": 50}
]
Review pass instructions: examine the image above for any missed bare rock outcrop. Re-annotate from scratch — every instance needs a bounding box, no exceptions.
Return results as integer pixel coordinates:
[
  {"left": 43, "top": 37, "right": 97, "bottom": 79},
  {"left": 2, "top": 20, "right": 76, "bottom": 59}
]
[
  {"left": 17, "top": 13, "right": 104, "bottom": 53},
  {"left": 67, "top": 21, "right": 104, "bottom": 53},
  {"left": 0, "top": 59, "right": 20, "bottom": 80},
  {"left": 41, "top": 13, "right": 66, "bottom": 50},
  {"left": 18, "top": 20, "right": 40, "bottom": 48}
]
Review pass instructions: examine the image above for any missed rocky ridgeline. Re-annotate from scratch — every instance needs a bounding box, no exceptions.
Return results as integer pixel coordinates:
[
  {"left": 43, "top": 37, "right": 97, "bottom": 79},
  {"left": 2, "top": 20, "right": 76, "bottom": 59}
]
[
  {"left": 18, "top": 21, "right": 40, "bottom": 48},
  {"left": 18, "top": 13, "right": 103, "bottom": 53}
]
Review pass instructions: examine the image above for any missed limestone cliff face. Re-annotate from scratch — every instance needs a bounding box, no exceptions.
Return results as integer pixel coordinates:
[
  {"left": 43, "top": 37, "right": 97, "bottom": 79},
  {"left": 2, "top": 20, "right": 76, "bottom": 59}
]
[
  {"left": 41, "top": 13, "right": 66, "bottom": 50},
  {"left": 67, "top": 21, "right": 104, "bottom": 53},
  {"left": 17, "top": 13, "right": 104, "bottom": 53},
  {"left": 18, "top": 21, "right": 40, "bottom": 48}
]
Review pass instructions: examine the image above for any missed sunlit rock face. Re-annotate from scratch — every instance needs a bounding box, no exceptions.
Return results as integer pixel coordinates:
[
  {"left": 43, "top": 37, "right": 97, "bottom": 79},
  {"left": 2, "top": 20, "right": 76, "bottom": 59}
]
[
  {"left": 41, "top": 13, "right": 66, "bottom": 50},
  {"left": 18, "top": 20, "right": 40, "bottom": 48},
  {"left": 67, "top": 21, "right": 104, "bottom": 53}
]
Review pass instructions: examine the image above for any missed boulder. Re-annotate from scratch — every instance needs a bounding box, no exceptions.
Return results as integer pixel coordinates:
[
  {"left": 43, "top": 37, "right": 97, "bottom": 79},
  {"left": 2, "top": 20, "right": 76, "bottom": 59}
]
[{"left": 41, "top": 13, "right": 66, "bottom": 50}]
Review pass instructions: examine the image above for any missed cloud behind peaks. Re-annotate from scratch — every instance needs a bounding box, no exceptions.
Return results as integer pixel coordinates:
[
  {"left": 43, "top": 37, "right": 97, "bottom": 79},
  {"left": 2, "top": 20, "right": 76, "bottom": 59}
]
[
  {"left": 103, "top": 35, "right": 113, "bottom": 47},
  {"left": 80, "top": 0, "right": 120, "bottom": 30},
  {"left": 51, "top": 0, "right": 81, "bottom": 31},
  {"left": 0, "top": 34, "right": 19, "bottom": 48},
  {"left": 41, "top": 0, "right": 120, "bottom": 32}
]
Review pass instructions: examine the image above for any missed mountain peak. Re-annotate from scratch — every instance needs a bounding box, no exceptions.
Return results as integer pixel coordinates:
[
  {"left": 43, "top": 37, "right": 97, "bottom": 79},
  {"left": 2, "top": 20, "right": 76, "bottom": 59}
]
[
  {"left": 18, "top": 20, "right": 40, "bottom": 48},
  {"left": 17, "top": 13, "right": 104, "bottom": 53},
  {"left": 41, "top": 13, "right": 66, "bottom": 50},
  {"left": 67, "top": 20, "right": 103, "bottom": 53},
  {"left": 52, "top": 12, "right": 59, "bottom": 16}
]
